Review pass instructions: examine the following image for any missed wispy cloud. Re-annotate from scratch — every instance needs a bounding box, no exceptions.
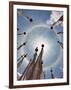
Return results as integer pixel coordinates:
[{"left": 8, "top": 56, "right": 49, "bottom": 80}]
[{"left": 46, "top": 11, "right": 63, "bottom": 27}]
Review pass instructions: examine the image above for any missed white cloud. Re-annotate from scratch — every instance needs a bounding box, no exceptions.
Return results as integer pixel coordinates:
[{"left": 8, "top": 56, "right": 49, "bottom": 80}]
[
  {"left": 46, "top": 11, "right": 63, "bottom": 27},
  {"left": 17, "top": 11, "right": 22, "bottom": 16}
]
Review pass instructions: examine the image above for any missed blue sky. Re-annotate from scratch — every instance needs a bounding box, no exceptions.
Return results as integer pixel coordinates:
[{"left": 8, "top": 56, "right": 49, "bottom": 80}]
[{"left": 17, "top": 9, "right": 63, "bottom": 79}]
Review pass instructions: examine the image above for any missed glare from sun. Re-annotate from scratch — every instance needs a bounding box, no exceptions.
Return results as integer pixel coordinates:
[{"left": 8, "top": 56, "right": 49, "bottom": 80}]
[{"left": 32, "top": 37, "right": 50, "bottom": 59}]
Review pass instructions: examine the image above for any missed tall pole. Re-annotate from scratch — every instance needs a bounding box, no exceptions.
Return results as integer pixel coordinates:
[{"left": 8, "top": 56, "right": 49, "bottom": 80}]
[
  {"left": 57, "top": 41, "right": 63, "bottom": 48},
  {"left": 17, "top": 42, "right": 26, "bottom": 50},
  {"left": 17, "top": 54, "right": 27, "bottom": 68},
  {"left": 32, "top": 44, "right": 44, "bottom": 79},
  {"left": 17, "top": 11, "right": 33, "bottom": 22},
  {"left": 17, "top": 54, "right": 25, "bottom": 62},
  {"left": 50, "top": 15, "right": 63, "bottom": 29},
  {"left": 18, "top": 32, "right": 26, "bottom": 35},
  {"left": 18, "top": 47, "right": 38, "bottom": 80},
  {"left": 50, "top": 68, "right": 54, "bottom": 79}
]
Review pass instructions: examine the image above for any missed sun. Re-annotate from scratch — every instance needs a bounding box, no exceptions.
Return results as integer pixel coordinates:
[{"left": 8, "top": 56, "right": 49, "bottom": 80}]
[{"left": 32, "top": 36, "right": 50, "bottom": 58}]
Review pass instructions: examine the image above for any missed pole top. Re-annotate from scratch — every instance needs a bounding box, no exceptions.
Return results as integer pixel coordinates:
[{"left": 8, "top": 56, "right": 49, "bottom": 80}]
[
  {"left": 35, "top": 47, "right": 38, "bottom": 52},
  {"left": 41, "top": 44, "right": 44, "bottom": 48},
  {"left": 30, "top": 18, "right": 33, "bottom": 22},
  {"left": 24, "top": 54, "right": 27, "bottom": 57},
  {"left": 23, "top": 32, "right": 26, "bottom": 35}
]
